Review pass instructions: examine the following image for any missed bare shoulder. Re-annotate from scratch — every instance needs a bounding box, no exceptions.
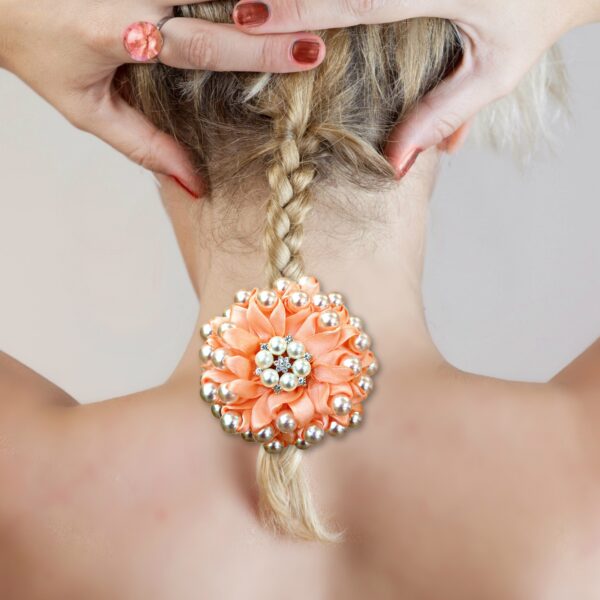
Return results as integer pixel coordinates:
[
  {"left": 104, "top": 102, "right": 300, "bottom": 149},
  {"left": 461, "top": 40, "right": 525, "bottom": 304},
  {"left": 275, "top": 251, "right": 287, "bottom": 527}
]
[{"left": 0, "top": 351, "right": 78, "bottom": 411}]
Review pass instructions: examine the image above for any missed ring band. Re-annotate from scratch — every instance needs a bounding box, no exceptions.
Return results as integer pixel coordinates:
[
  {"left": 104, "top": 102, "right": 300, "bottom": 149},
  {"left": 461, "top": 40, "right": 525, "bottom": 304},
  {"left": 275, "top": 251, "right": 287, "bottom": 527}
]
[{"left": 123, "top": 16, "right": 175, "bottom": 63}]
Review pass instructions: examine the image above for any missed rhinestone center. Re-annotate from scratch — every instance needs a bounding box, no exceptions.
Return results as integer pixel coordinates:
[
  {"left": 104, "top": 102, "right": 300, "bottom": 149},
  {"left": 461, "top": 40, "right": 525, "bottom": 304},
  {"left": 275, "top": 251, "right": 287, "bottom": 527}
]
[{"left": 254, "top": 335, "right": 312, "bottom": 394}]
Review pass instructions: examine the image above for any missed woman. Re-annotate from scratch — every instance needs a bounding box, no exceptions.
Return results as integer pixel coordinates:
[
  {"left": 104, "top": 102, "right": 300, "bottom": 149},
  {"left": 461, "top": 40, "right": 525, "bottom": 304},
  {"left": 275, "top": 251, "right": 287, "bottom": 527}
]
[{"left": 1, "top": 1, "right": 600, "bottom": 599}]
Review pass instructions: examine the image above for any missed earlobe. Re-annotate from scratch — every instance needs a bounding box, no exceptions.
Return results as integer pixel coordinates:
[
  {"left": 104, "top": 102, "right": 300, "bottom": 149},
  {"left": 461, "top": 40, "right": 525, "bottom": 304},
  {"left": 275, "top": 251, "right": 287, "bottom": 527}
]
[{"left": 437, "top": 120, "right": 472, "bottom": 154}]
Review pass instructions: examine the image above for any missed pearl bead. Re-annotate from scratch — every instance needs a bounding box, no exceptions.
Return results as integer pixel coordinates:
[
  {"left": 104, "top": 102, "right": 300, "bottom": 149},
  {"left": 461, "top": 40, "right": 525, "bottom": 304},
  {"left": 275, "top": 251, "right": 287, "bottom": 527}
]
[
  {"left": 255, "top": 350, "right": 274, "bottom": 369},
  {"left": 254, "top": 426, "right": 275, "bottom": 443},
  {"left": 292, "top": 358, "right": 311, "bottom": 378},
  {"left": 290, "top": 291, "right": 309, "bottom": 308},
  {"left": 298, "top": 275, "right": 315, "bottom": 289},
  {"left": 305, "top": 424, "right": 325, "bottom": 444},
  {"left": 328, "top": 421, "right": 346, "bottom": 437},
  {"left": 241, "top": 430, "right": 256, "bottom": 442},
  {"left": 210, "top": 403, "right": 223, "bottom": 419},
  {"left": 319, "top": 311, "right": 340, "bottom": 329},
  {"left": 223, "top": 308, "right": 232, "bottom": 319},
  {"left": 274, "top": 278, "right": 293, "bottom": 292},
  {"left": 367, "top": 360, "right": 379, "bottom": 376},
  {"left": 218, "top": 322, "right": 235, "bottom": 337},
  {"left": 279, "top": 372, "right": 299, "bottom": 392},
  {"left": 276, "top": 411, "right": 297, "bottom": 433},
  {"left": 295, "top": 438, "right": 310, "bottom": 450},
  {"left": 200, "top": 382, "right": 217, "bottom": 403},
  {"left": 332, "top": 395, "right": 352, "bottom": 416},
  {"left": 286, "top": 340, "right": 306, "bottom": 360},
  {"left": 351, "top": 333, "right": 371, "bottom": 352},
  {"left": 342, "top": 357, "right": 362, "bottom": 376},
  {"left": 329, "top": 293, "right": 344, "bottom": 307},
  {"left": 264, "top": 440, "right": 285, "bottom": 454},
  {"left": 268, "top": 336, "right": 287, "bottom": 356},
  {"left": 312, "top": 294, "right": 329, "bottom": 310},
  {"left": 218, "top": 383, "right": 238, "bottom": 403},
  {"left": 211, "top": 348, "right": 228, "bottom": 368},
  {"left": 349, "top": 316, "right": 363, "bottom": 330},
  {"left": 257, "top": 290, "right": 277, "bottom": 308},
  {"left": 358, "top": 375, "right": 374, "bottom": 395},
  {"left": 200, "top": 323, "right": 213, "bottom": 339},
  {"left": 200, "top": 344, "right": 213, "bottom": 363},
  {"left": 260, "top": 368, "right": 279, "bottom": 388},
  {"left": 220, "top": 412, "right": 241, "bottom": 434},
  {"left": 349, "top": 411, "right": 363, "bottom": 428},
  {"left": 234, "top": 290, "right": 251, "bottom": 304}
]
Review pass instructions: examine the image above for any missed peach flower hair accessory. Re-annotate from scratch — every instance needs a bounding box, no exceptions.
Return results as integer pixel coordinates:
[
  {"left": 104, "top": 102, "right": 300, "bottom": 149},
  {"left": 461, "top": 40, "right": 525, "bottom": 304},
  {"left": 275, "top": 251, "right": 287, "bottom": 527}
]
[{"left": 199, "top": 276, "right": 378, "bottom": 453}]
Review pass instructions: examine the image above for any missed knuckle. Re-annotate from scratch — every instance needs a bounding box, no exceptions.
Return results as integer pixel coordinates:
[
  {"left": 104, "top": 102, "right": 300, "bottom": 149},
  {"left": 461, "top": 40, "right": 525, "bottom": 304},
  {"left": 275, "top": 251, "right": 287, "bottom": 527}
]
[
  {"left": 184, "top": 30, "right": 218, "bottom": 70},
  {"left": 343, "top": 0, "right": 379, "bottom": 19},
  {"left": 258, "top": 35, "right": 283, "bottom": 72},
  {"left": 432, "top": 113, "right": 462, "bottom": 143}
]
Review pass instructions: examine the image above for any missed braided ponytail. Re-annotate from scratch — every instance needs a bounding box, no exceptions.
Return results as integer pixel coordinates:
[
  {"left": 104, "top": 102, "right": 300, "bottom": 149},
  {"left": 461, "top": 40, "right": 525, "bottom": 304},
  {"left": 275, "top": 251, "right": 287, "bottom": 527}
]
[{"left": 255, "top": 70, "right": 342, "bottom": 542}]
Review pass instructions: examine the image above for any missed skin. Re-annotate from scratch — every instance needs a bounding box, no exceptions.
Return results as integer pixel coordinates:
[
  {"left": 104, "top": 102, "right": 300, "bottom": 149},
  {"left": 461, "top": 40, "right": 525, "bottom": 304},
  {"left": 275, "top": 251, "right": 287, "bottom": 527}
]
[
  {"left": 1, "top": 143, "right": 600, "bottom": 599},
  {"left": 1, "top": 0, "right": 599, "bottom": 192}
]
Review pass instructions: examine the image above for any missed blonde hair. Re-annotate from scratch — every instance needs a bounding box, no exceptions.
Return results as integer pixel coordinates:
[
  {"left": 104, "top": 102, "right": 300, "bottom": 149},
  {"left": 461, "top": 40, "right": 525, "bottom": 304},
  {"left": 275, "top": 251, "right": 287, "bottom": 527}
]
[{"left": 122, "top": 1, "right": 565, "bottom": 542}]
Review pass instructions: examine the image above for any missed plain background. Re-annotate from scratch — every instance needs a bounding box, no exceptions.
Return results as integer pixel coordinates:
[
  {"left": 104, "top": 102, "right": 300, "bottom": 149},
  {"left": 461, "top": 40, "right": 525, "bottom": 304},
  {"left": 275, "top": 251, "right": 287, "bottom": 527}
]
[{"left": 0, "top": 25, "right": 598, "bottom": 404}]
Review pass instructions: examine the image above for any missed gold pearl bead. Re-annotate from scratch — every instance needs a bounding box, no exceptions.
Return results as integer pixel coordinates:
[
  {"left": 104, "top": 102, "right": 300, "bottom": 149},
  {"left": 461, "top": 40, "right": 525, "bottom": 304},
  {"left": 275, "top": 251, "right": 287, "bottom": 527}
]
[
  {"left": 290, "top": 291, "right": 309, "bottom": 308},
  {"left": 319, "top": 311, "right": 340, "bottom": 329},
  {"left": 264, "top": 440, "right": 285, "bottom": 454},
  {"left": 349, "top": 411, "right": 363, "bottom": 428},
  {"left": 218, "top": 383, "right": 238, "bottom": 403},
  {"left": 328, "top": 293, "right": 344, "bottom": 307},
  {"left": 200, "top": 344, "right": 213, "bottom": 363},
  {"left": 200, "top": 382, "right": 217, "bottom": 403},
  {"left": 200, "top": 323, "right": 213, "bottom": 339},
  {"left": 351, "top": 333, "right": 371, "bottom": 352},
  {"left": 257, "top": 290, "right": 277, "bottom": 308},
  {"left": 358, "top": 375, "right": 374, "bottom": 395},
  {"left": 274, "top": 278, "right": 293, "bottom": 292},
  {"left": 234, "top": 290, "right": 251, "bottom": 304},
  {"left": 220, "top": 412, "right": 241, "bottom": 434},
  {"left": 211, "top": 348, "right": 228, "bottom": 368},
  {"left": 312, "top": 294, "right": 329, "bottom": 310},
  {"left": 349, "top": 316, "right": 363, "bottom": 330}
]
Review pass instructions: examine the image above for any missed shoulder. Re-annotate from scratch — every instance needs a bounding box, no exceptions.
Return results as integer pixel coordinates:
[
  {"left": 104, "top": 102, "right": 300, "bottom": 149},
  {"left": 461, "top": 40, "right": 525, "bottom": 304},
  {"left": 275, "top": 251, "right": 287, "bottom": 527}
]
[{"left": 0, "top": 351, "right": 78, "bottom": 411}]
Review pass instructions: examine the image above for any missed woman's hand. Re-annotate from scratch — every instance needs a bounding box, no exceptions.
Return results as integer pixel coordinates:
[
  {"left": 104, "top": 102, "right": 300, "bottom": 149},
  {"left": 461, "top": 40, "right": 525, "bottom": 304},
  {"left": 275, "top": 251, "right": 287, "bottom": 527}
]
[
  {"left": 0, "top": 0, "right": 326, "bottom": 196},
  {"left": 232, "top": 0, "right": 600, "bottom": 177}
]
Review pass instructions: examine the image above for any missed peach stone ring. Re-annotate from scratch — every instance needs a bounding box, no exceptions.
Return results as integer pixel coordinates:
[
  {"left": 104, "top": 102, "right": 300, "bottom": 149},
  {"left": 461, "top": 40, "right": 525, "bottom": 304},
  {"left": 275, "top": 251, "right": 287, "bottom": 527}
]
[{"left": 122, "top": 16, "right": 174, "bottom": 63}]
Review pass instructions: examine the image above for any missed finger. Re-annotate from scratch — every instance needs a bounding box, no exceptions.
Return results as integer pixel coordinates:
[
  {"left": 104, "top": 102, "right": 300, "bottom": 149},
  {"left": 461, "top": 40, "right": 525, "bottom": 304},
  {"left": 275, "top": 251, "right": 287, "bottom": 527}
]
[
  {"left": 158, "top": 18, "right": 325, "bottom": 71},
  {"left": 67, "top": 88, "right": 203, "bottom": 198},
  {"left": 231, "top": 0, "right": 453, "bottom": 34},
  {"left": 384, "top": 53, "right": 513, "bottom": 179}
]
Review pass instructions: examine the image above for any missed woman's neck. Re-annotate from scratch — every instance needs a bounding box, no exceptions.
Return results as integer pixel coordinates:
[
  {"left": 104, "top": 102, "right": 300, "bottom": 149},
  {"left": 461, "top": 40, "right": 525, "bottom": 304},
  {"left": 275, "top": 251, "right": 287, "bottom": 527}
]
[{"left": 164, "top": 149, "right": 447, "bottom": 386}]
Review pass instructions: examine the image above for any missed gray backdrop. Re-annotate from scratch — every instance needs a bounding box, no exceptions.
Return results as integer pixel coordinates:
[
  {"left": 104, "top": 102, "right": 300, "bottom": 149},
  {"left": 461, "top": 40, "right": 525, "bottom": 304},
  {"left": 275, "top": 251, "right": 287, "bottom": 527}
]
[{"left": 1, "top": 26, "right": 598, "bottom": 404}]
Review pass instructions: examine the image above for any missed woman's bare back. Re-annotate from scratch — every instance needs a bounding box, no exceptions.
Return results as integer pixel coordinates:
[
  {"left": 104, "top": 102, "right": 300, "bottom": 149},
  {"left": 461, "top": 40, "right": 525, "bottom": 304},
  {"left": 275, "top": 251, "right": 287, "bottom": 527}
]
[{"left": 2, "top": 346, "right": 600, "bottom": 600}]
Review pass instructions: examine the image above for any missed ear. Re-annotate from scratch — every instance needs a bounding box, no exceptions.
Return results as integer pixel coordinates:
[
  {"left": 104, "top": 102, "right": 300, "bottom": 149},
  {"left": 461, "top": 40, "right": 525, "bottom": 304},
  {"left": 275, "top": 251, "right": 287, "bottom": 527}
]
[{"left": 437, "top": 120, "right": 473, "bottom": 154}]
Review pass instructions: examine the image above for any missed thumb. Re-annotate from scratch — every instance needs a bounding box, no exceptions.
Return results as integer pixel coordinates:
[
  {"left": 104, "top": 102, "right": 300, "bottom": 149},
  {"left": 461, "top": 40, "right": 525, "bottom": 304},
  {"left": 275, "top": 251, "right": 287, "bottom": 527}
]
[
  {"left": 70, "top": 88, "right": 203, "bottom": 198},
  {"left": 385, "top": 51, "right": 508, "bottom": 179}
]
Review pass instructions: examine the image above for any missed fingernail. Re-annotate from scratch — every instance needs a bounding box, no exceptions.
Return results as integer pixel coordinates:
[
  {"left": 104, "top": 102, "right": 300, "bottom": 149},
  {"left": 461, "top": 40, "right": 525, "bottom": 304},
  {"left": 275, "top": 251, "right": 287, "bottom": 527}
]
[
  {"left": 292, "top": 40, "right": 321, "bottom": 65},
  {"left": 233, "top": 2, "right": 270, "bottom": 27},
  {"left": 169, "top": 175, "right": 201, "bottom": 199},
  {"left": 395, "top": 148, "right": 422, "bottom": 180}
]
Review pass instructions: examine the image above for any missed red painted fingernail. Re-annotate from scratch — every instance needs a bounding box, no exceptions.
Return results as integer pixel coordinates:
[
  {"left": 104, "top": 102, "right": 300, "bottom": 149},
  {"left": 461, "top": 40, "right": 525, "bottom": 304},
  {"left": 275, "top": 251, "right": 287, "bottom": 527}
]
[
  {"left": 395, "top": 148, "right": 422, "bottom": 180},
  {"left": 233, "top": 2, "right": 270, "bottom": 27},
  {"left": 292, "top": 40, "right": 321, "bottom": 64},
  {"left": 169, "top": 175, "right": 201, "bottom": 199}
]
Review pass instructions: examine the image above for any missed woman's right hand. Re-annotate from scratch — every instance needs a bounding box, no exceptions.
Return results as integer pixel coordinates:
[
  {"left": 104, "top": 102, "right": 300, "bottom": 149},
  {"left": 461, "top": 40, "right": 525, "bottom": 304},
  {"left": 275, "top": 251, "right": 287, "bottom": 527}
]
[
  {"left": 232, "top": 0, "right": 600, "bottom": 177},
  {"left": 0, "top": 0, "right": 326, "bottom": 196}
]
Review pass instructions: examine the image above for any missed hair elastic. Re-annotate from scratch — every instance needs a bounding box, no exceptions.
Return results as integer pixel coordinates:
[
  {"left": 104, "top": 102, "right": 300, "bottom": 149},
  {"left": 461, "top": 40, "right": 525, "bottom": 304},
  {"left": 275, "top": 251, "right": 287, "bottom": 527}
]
[{"left": 199, "top": 275, "right": 378, "bottom": 453}]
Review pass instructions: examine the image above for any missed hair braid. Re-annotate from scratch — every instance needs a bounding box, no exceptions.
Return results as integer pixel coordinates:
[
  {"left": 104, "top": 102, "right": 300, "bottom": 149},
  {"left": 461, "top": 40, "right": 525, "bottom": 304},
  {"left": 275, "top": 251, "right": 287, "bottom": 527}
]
[
  {"left": 254, "top": 70, "right": 342, "bottom": 542},
  {"left": 263, "top": 71, "right": 320, "bottom": 285}
]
